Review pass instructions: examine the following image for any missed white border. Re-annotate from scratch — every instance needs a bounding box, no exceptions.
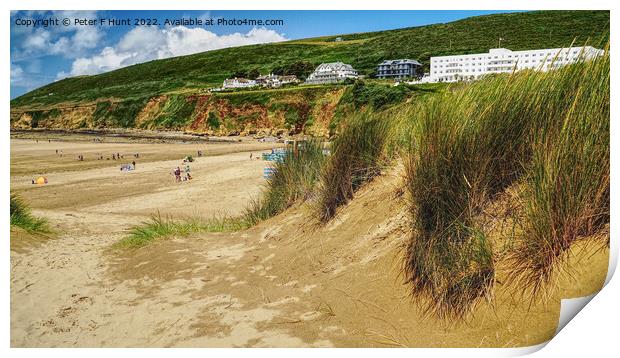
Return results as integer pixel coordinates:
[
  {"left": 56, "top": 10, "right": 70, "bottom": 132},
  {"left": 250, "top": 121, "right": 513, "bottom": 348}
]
[{"left": 3, "top": 1, "right": 617, "bottom": 357}]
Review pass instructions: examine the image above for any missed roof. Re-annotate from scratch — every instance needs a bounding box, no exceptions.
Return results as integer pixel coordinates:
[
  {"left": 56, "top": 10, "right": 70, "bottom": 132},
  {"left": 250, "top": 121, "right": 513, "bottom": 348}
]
[
  {"left": 378, "top": 59, "right": 422, "bottom": 66},
  {"left": 314, "top": 62, "right": 356, "bottom": 72},
  {"left": 224, "top": 77, "right": 254, "bottom": 83}
]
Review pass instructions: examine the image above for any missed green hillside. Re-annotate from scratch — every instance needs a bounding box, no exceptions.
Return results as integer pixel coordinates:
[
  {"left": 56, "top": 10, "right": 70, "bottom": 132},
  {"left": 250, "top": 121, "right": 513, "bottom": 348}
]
[{"left": 11, "top": 10, "right": 609, "bottom": 109}]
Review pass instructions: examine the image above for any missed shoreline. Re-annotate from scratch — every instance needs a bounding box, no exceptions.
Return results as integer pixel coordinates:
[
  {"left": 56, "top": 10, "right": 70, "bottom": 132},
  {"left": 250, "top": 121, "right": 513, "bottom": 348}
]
[{"left": 10, "top": 128, "right": 249, "bottom": 145}]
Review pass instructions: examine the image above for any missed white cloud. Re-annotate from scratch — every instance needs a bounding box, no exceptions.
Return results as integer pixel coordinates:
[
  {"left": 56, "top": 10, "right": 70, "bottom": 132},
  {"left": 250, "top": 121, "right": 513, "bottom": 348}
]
[
  {"left": 13, "top": 10, "right": 103, "bottom": 60},
  {"left": 11, "top": 64, "right": 24, "bottom": 84},
  {"left": 69, "top": 47, "right": 129, "bottom": 76},
  {"left": 72, "top": 26, "right": 104, "bottom": 51},
  {"left": 11, "top": 61, "right": 56, "bottom": 90},
  {"left": 55, "top": 71, "right": 70, "bottom": 81},
  {"left": 23, "top": 29, "right": 52, "bottom": 51},
  {"left": 62, "top": 26, "right": 287, "bottom": 77}
]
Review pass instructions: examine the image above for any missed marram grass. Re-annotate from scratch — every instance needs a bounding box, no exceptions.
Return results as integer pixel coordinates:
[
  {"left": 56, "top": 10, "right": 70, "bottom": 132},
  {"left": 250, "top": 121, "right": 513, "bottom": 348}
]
[
  {"left": 506, "top": 51, "right": 610, "bottom": 297},
  {"left": 403, "top": 47, "right": 609, "bottom": 318},
  {"left": 316, "top": 111, "right": 391, "bottom": 222},
  {"left": 10, "top": 193, "right": 51, "bottom": 234},
  {"left": 244, "top": 138, "right": 326, "bottom": 225},
  {"left": 116, "top": 213, "right": 250, "bottom": 248}
]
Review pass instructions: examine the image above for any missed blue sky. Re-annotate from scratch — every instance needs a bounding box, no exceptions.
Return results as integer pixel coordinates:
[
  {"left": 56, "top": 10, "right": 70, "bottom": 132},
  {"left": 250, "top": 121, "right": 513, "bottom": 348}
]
[{"left": 10, "top": 10, "right": 520, "bottom": 98}]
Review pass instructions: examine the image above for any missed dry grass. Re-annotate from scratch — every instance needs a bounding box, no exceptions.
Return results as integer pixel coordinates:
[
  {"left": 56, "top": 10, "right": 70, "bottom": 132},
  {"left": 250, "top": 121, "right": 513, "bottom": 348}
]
[
  {"left": 244, "top": 139, "right": 326, "bottom": 225},
  {"left": 316, "top": 111, "right": 390, "bottom": 222},
  {"left": 506, "top": 50, "right": 610, "bottom": 297},
  {"left": 402, "top": 44, "right": 609, "bottom": 318},
  {"left": 10, "top": 193, "right": 51, "bottom": 234}
]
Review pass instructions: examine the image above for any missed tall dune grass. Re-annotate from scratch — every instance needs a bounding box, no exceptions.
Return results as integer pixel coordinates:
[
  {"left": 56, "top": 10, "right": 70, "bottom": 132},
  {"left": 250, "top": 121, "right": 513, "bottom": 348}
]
[
  {"left": 10, "top": 193, "right": 51, "bottom": 234},
  {"left": 403, "top": 48, "right": 609, "bottom": 318},
  {"left": 506, "top": 53, "right": 610, "bottom": 296},
  {"left": 316, "top": 111, "right": 391, "bottom": 222},
  {"left": 244, "top": 139, "right": 326, "bottom": 225}
]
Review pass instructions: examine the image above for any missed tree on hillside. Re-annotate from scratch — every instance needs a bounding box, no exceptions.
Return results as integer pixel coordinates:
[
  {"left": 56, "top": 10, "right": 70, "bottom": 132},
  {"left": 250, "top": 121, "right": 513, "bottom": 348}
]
[
  {"left": 231, "top": 70, "right": 248, "bottom": 79},
  {"left": 272, "top": 61, "right": 315, "bottom": 80},
  {"left": 247, "top": 68, "right": 261, "bottom": 80}
]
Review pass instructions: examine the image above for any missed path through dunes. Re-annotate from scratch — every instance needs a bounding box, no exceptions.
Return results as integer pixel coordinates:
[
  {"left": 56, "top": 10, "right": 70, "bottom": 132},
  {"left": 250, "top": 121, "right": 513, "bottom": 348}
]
[
  {"left": 10, "top": 137, "right": 278, "bottom": 346},
  {"left": 10, "top": 138, "right": 609, "bottom": 347}
]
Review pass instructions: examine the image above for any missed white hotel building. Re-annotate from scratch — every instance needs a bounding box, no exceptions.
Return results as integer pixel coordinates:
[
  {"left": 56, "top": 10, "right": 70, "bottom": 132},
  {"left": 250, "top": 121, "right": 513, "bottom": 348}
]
[{"left": 429, "top": 46, "right": 604, "bottom": 83}]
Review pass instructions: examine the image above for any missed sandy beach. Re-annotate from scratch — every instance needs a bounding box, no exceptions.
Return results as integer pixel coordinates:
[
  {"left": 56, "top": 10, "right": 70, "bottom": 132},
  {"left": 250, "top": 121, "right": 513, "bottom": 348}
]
[{"left": 10, "top": 135, "right": 609, "bottom": 347}]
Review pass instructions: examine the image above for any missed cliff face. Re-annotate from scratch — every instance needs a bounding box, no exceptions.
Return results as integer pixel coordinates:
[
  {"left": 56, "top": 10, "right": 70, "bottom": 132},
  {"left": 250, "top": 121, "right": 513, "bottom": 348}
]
[{"left": 10, "top": 86, "right": 347, "bottom": 138}]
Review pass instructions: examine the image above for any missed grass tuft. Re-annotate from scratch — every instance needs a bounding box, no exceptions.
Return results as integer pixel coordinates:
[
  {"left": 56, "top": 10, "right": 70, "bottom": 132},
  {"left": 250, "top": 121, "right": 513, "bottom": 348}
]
[
  {"left": 316, "top": 111, "right": 390, "bottom": 222},
  {"left": 116, "top": 212, "right": 250, "bottom": 248},
  {"left": 10, "top": 193, "right": 51, "bottom": 234}
]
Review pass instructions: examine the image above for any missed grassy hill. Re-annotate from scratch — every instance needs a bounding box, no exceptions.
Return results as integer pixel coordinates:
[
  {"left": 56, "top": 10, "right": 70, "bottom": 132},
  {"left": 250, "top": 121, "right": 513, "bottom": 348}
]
[{"left": 11, "top": 10, "right": 609, "bottom": 108}]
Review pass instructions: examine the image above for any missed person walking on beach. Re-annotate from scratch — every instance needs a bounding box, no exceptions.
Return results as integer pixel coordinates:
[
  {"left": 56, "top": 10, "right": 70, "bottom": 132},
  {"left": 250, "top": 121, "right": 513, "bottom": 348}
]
[
  {"left": 132, "top": 160, "right": 136, "bottom": 169},
  {"left": 174, "top": 167, "right": 182, "bottom": 182}
]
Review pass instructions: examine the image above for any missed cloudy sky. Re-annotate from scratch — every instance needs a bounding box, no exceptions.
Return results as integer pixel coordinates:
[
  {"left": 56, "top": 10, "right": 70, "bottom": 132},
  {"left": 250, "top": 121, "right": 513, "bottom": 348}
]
[{"left": 10, "top": 10, "right": 517, "bottom": 98}]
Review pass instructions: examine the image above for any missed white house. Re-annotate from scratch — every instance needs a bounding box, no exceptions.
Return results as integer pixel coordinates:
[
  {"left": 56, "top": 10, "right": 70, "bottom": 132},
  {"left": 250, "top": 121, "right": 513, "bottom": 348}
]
[
  {"left": 305, "top": 62, "right": 359, "bottom": 84},
  {"left": 222, "top": 77, "right": 257, "bottom": 89},
  {"left": 255, "top": 73, "right": 300, "bottom": 88},
  {"left": 429, "top": 46, "right": 604, "bottom": 83}
]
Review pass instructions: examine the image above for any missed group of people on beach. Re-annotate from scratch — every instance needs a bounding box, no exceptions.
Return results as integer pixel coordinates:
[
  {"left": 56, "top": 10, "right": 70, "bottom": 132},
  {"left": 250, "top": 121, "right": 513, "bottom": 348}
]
[
  {"left": 89, "top": 152, "right": 140, "bottom": 161},
  {"left": 172, "top": 163, "right": 192, "bottom": 182},
  {"left": 67, "top": 151, "right": 140, "bottom": 172}
]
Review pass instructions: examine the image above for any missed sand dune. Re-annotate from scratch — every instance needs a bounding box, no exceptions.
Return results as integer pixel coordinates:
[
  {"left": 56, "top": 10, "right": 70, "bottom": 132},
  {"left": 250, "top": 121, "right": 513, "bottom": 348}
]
[{"left": 10, "top": 136, "right": 608, "bottom": 347}]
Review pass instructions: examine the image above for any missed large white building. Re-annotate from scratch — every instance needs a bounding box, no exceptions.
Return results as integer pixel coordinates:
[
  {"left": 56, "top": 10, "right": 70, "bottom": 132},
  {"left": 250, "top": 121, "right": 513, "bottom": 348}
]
[
  {"left": 429, "top": 46, "right": 604, "bottom": 83},
  {"left": 305, "top": 62, "right": 359, "bottom": 84}
]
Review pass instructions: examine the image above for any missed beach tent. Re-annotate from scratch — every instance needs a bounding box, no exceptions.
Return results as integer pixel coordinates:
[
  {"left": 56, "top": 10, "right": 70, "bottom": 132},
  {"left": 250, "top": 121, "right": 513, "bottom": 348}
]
[
  {"left": 35, "top": 176, "right": 48, "bottom": 185},
  {"left": 120, "top": 163, "right": 135, "bottom": 172},
  {"left": 263, "top": 167, "right": 276, "bottom": 179}
]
